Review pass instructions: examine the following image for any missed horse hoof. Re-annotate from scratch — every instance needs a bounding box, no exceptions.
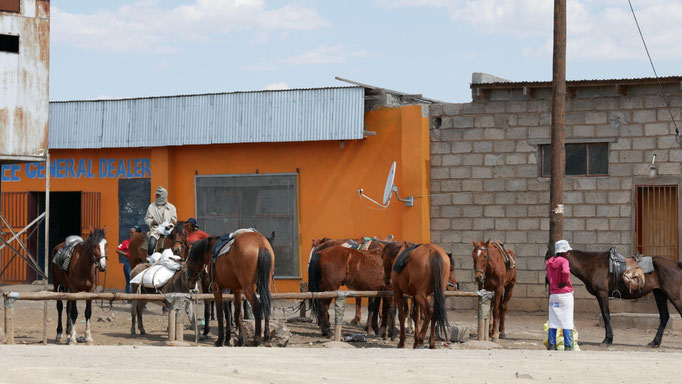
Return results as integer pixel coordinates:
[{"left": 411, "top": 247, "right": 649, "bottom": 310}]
[
  {"left": 350, "top": 319, "right": 359, "bottom": 326},
  {"left": 55, "top": 334, "right": 62, "bottom": 343},
  {"left": 214, "top": 341, "right": 223, "bottom": 347},
  {"left": 499, "top": 333, "right": 507, "bottom": 339},
  {"left": 85, "top": 339, "right": 94, "bottom": 346},
  {"left": 130, "top": 330, "right": 136, "bottom": 336},
  {"left": 647, "top": 341, "right": 661, "bottom": 348},
  {"left": 397, "top": 343, "right": 405, "bottom": 349}
]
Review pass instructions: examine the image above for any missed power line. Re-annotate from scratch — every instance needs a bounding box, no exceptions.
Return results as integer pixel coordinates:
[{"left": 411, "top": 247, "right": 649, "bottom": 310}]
[{"left": 627, "top": 0, "right": 681, "bottom": 144}]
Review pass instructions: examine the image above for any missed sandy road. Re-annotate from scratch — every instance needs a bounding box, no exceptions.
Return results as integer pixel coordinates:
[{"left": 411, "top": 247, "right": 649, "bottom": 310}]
[{"left": 0, "top": 345, "right": 678, "bottom": 384}]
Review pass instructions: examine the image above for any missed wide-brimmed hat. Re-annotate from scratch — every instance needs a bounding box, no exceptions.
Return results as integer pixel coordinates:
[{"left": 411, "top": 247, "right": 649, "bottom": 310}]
[
  {"left": 187, "top": 218, "right": 198, "bottom": 228},
  {"left": 555, "top": 240, "right": 572, "bottom": 254}
]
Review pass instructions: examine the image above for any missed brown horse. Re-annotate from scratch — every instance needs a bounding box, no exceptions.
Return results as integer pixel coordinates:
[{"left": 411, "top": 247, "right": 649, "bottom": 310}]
[
  {"left": 186, "top": 231, "right": 275, "bottom": 347},
  {"left": 129, "top": 262, "right": 192, "bottom": 336},
  {"left": 308, "top": 245, "right": 388, "bottom": 337},
  {"left": 128, "top": 221, "right": 187, "bottom": 269},
  {"left": 309, "top": 237, "right": 386, "bottom": 328},
  {"left": 472, "top": 240, "right": 516, "bottom": 341},
  {"left": 50, "top": 227, "right": 108, "bottom": 345},
  {"left": 554, "top": 248, "right": 682, "bottom": 347},
  {"left": 382, "top": 242, "right": 451, "bottom": 349}
]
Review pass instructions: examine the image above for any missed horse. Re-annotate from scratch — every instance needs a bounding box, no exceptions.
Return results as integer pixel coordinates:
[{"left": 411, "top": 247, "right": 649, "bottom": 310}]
[
  {"left": 50, "top": 227, "right": 108, "bottom": 345},
  {"left": 129, "top": 261, "right": 193, "bottom": 335},
  {"left": 308, "top": 245, "right": 388, "bottom": 337},
  {"left": 552, "top": 248, "right": 682, "bottom": 347},
  {"left": 186, "top": 231, "right": 275, "bottom": 347},
  {"left": 472, "top": 239, "right": 516, "bottom": 341},
  {"left": 309, "top": 237, "right": 388, "bottom": 327},
  {"left": 382, "top": 241, "right": 451, "bottom": 349},
  {"left": 128, "top": 221, "right": 187, "bottom": 269}
]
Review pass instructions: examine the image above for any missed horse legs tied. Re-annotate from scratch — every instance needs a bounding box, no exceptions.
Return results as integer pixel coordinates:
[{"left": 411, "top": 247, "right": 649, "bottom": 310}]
[
  {"left": 395, "top": 292, "right": 407, "bottom": 348},
  {"left": 56, "top": 300, "right": 63, "bottom": 342},
  {"left": 84, "top": 300, "right": 94, "bottom": 345},
  {"left": 214, "top": 290, "right": 225, "bottom": 347},
  {"left": 649, "top": 290, "right": 670, "bottom": 347},
  {"left": 596, "top": 294, "right": 613, "bottom": 345},
  {"left": 490, "top": 289, "right": 503, "bottom": 341},
  {"left": 68, "top": 300, "right": 78, "bottom": 345},
  {"left": 498, "top": 285, "right": 514, "bottom": 339}
]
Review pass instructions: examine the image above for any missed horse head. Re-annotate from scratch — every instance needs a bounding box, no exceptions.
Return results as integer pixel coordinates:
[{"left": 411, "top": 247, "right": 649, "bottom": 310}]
[
  {"left": 186, "top": 236, "right": 212, "bottom": 288},
  {"left": 171, "top": 221, "right": 189, "bottom": 259},
  {"left": 86, "top": 226, "right": 108, "bottom": 272},
  {"left": 472, "top": 239, "right": 491, "bottom": 286}
]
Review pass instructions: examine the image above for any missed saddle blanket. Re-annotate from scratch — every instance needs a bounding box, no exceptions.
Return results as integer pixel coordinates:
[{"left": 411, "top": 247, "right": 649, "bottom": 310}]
[
  {"left": 52, "top": 235, "right": 83, "bottom": 272},
  {"left": 393, "top": 243, "right": 421, "bottom": 272},
  {"left": 212, "top": 228, "right": 257, "bottom": 260}
]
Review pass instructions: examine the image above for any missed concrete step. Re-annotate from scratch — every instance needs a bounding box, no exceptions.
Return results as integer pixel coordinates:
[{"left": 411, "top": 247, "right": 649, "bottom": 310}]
[{"left": 598, "top": 313, "right": 682, "bottom": 331}]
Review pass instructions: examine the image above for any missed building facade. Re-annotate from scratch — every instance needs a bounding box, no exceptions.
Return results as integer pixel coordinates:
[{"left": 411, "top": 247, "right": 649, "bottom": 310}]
[{"left": 430, "top": 76, "right": 682, "bottom": 312}]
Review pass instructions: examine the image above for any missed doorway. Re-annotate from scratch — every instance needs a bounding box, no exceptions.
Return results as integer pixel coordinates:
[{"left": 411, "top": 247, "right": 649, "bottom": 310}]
[{"left": 634, "top": 185, "right": 679, "bottom": 260}]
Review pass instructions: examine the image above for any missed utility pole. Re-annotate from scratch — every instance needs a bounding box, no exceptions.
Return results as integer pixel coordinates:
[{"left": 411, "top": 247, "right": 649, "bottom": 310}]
[{"left": 549, "top": 0, "right": 566, "bottom": 254}]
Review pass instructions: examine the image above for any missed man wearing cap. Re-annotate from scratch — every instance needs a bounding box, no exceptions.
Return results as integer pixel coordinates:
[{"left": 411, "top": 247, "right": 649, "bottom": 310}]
[
  {"left": 144, "top": 186, "right": 177, "bottom": 256},
  {"left": 186, "top": 217, "right": 209, "bottom": 244},
  {"left": 546, "top": 239, "right": 574, "bottom": 351},
  {"left": 116, "top": 226, "right": 140, "bottom": 294}
]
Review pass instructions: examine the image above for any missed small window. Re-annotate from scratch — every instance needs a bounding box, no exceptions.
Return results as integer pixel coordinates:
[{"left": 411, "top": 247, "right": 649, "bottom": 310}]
[
  {"left": 0, "top": 34, "right": 19, "bottom": 53},
  {"left": 541, "top": 142, "right": 608, "bottom": 177},
  {"left": 0, "top": 0, "right": 20, "bottom": 13}
]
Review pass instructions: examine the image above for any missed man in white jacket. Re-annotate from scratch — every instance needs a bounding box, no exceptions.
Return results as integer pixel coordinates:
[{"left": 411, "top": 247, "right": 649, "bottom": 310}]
[{"left": 144, "top": 186, "right": 177, "bottom": 256}]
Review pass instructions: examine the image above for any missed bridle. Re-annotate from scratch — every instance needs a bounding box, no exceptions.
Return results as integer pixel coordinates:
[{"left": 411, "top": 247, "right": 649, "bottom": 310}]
[
  {"left": 90, "top": 242, "right": 108, "bottom": 272},
  {"left": 473, "top": 245, "right": 489, "bottom": 283}
]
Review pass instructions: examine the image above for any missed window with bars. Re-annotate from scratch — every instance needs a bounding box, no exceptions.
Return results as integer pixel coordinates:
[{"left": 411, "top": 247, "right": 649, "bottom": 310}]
[{"left": 540, "top": 142, "right": 609, "bottom": 177}]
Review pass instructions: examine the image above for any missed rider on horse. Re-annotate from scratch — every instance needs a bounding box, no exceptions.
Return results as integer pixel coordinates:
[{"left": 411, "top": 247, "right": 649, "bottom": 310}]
[{"left": 144, "top": 186, "right": 177, "bottom": 256}]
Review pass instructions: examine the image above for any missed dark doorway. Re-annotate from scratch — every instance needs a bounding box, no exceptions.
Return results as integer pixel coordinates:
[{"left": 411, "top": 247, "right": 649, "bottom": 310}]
[{"left": 32, "top": 192, "right": 81, "bottom": 281}]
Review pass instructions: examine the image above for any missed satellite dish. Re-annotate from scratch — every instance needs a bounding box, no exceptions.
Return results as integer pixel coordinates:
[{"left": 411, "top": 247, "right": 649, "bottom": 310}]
[{"left": 382, "top": 162, "right": 396, "bottom": 205}]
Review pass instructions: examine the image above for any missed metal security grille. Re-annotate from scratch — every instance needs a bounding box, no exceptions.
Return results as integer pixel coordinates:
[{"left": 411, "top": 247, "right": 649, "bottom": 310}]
[
  {"left": 0, "top": 192, "right": 30, "bottom": 283},
  {"left": 634, "top": 185, "right": 679, "bottom": 260},
  {"left": 81, "top": 192, "right": 102, "bottom": 285},
  {"left": 195, "top": 174, "right": 299, "bottom": 278}
]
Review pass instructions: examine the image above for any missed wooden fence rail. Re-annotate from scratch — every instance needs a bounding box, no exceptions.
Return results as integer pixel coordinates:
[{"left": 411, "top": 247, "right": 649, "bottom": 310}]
[{"left": 3, "top": 290, "right": 493, "bottom": 345}]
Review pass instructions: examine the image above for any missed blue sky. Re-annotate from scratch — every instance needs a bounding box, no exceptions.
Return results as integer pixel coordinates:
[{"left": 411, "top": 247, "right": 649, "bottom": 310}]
[{"left": 50, "top": 0, "right": 682, "bottom": 103}]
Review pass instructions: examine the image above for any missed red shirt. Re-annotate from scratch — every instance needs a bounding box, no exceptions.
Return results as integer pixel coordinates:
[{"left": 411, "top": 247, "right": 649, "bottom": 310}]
[
  {"left": 117, "top": 239, "right": 132, "bottom": 257},
  {"left": 187, "top": 229, "right": 209, "bottom": 244},
  {"left": 546, "top": 256, "right": 573, "bottom": 294}
]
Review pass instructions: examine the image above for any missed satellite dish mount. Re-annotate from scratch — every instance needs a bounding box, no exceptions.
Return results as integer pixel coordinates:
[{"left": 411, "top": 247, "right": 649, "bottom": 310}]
[{"left": 358, "top": 161, "right": 414, "bottom": 208}]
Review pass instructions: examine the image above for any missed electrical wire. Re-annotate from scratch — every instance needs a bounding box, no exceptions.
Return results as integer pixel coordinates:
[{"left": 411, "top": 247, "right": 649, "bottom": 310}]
[{"left": 627, "top": 0, "right": 681, "bottom": 145}]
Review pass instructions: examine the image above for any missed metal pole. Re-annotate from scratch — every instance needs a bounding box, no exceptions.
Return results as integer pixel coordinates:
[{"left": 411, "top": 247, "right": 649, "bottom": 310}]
[
  {"left": 43, "top": 152, "right": 50, "bottom": 345},
  {"left": 549, "top": 0, "right": 567, "bottom": 252}
]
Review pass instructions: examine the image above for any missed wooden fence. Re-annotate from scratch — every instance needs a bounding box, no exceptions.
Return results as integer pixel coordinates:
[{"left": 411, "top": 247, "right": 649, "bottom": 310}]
[{"left": 3, "top": 290, "right": 493, "bottom": 345}]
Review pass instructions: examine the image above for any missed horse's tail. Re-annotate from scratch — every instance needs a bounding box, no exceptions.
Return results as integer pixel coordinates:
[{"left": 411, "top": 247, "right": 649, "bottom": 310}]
[
  {"left": 431, "top": 252, "right": 449, "bottom": 339},
  {"left": 308, "top": 251, "right": 322, "bottom": 320},
  {"left": 256, "top": 248, "right": 273, "bottom": 320},
  {"left": 677, "top": 262, "right": 682, "bottom": 270}
]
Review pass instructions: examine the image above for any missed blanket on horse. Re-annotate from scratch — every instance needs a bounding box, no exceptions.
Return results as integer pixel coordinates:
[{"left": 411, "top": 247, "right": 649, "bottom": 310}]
[
  {"left": 608, "top": 247, "right": 651, "bottom": 295},
  {"left": 52, "top": 235, "right": 83, "bottom": 272},
  {"left": 393, "top": 244, "right": 422, "bottom": 272},
  {"left": 211, "top": 228, "right": 257, "bottom": 262}
]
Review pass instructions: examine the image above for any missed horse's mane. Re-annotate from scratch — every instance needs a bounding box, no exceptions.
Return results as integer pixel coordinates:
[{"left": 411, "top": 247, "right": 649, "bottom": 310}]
[
  {"left": 188, "top": 236, "right": 214, "bottom": 266},
  {"left": 84, "top": 228, "right": 106, "bottom": 251},
  {"left": 383, "top": 241, "right": 413, "bottom": 261}
]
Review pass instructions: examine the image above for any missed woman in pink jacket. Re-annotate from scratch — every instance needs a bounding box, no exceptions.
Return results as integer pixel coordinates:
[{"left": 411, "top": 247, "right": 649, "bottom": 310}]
[{"left": 546, "top": 240, "right": 574, "bottom": 350}]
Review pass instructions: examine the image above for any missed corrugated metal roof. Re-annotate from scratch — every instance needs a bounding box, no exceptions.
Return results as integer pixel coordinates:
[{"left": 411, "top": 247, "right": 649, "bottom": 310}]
[
  {"left": 470, "top": 76, "right": 682, "bottom": 89},
  {"left": 49, "top": 87, "right": 365, "bottom": 149}
]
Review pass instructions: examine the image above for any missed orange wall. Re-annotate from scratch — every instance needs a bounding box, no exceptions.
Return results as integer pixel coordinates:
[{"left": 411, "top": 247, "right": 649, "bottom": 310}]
[{"left": 1, "top": 105, "right": 431, "bottom": 292}]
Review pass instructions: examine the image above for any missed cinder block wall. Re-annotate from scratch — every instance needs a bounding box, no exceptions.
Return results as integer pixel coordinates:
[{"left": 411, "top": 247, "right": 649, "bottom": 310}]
[{"left": 431, "top": 83, "right": 682, "bottom": 312}]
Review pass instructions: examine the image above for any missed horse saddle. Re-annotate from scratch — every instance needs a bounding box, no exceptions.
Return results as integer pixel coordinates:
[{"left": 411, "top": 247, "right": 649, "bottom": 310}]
[
  {"left": 393, "top": 243, "right": 422, "bottom": 272},
  {"left": 341, "top": 239, "right": 373, "bottom": 251},
  {"left": 52, "top": 236, "right": 84, "bottom": 272},
  {"left": 608, "top": 246, "right": 649, "bottom": 294},
  {"left": 491, "top": 241, "right": 515, "bottom": 270},
  {"left": 211, "top": 228, "right": 257, "bottom": 262}
]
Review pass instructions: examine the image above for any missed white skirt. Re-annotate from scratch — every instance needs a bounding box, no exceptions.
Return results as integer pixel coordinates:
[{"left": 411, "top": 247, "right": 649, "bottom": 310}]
[{"left": 548, "top": 292, "right": 574, "bottom": 330}]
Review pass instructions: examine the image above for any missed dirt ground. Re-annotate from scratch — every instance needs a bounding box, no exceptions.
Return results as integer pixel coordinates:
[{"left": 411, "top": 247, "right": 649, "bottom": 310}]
[{"left": 2, "top": 284, "right": 682, "bottom": 383}]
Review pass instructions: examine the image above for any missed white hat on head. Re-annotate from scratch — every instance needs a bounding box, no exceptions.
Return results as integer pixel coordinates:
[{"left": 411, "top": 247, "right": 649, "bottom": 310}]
[{"left": 555, "top": 240, "right": 572, "bottom": 254}]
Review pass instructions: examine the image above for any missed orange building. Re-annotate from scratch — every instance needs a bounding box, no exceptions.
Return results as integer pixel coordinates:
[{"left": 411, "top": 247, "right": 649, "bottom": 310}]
[{"left": 0, "top": 86, "right": 433, "bottom": 292}]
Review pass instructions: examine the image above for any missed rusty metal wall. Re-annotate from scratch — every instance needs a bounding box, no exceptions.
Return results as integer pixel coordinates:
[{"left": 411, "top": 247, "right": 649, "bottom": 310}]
[
  {"left": 0, "top": 0, "right": 50, "bottom": 162},
  {"left": 0, "top": 191, "right": 29, "bottom": 283},
  {"left": 49, "top": 87, "right": 365, "bottom": 149}
]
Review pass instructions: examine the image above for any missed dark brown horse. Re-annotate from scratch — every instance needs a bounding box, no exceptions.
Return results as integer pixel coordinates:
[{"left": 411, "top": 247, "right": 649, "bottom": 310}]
[
  {"left": 128, "top": 221, "right": 187, "bottom": 269},
  {"left": 382, "top": 242, "right": 451, "bottom": 349},
  {"left": 556, "top": 248, "right": 682, "bottom": 347},
  {"left": 308, "top": 245, "right": 388, "bottom": 337},
  {"left": 186, "top": 231, "right": 275, "bottom": 347},
  {"left": 50, "top": 227, "right": 108, "bottom": 345},
  {"left": 309, "top": 237, "right": 386, "bottom": 328},
  {"left": 129, "top": 261, "right": 192, "bottom": 336},
  {"left": 472, "top": 239, "right": 516, "bottom": 341}
]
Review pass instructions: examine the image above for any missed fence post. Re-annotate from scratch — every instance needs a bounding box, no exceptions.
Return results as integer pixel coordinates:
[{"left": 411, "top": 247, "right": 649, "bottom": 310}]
[
  {"left": 334, "top": 294, "right": 346, "bottom": 342},
  {"left": 477, "top": 290, "right": 493, "bottom": 342},
  {"left": 4, "top": 292, "right": 18, "bottom": 345},
  {"left": 299, "top": 281, "right": 308, "bottom": 318},
  {"left": 166, "top": 293, "right": 191, "bottom": 342}
]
